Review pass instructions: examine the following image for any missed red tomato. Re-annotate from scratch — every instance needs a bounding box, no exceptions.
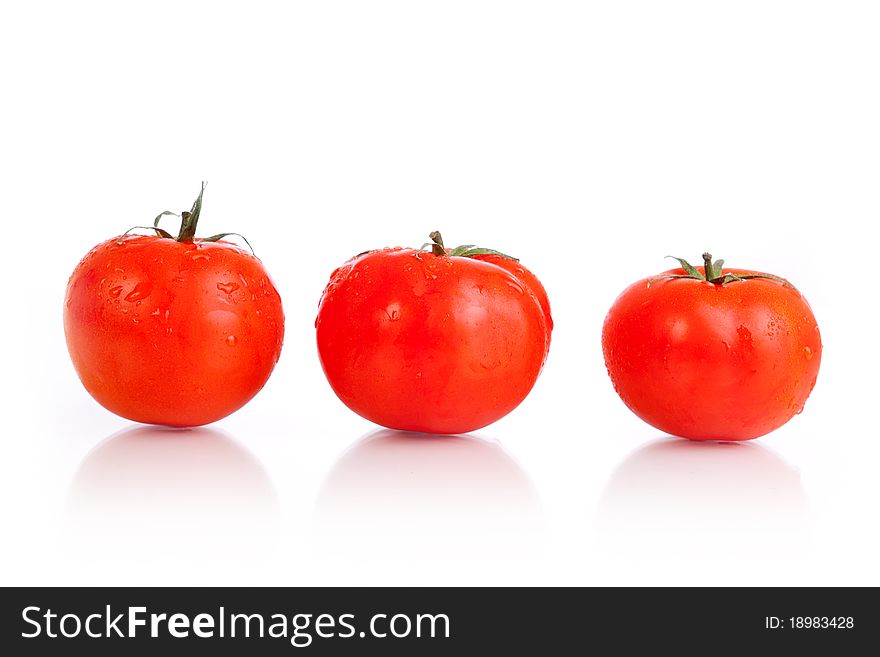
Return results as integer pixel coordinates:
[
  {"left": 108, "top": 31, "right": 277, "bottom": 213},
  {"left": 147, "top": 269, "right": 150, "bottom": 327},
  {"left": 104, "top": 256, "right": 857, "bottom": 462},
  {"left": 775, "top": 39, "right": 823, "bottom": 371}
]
[
  {"left": 602, "top": 253, "right": 821, "bottom": 441},
  {"left": 316, "top": 232, "right": 552, "bottom": 434},
  {"left": 64, "top": 185, "right": 284, "bottom": 427}
]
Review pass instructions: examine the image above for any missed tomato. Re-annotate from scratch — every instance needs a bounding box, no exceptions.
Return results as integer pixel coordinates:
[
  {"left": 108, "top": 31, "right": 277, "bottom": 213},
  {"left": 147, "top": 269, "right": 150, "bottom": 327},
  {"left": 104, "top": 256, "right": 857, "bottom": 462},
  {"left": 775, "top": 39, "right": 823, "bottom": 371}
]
[
  {"left": 602, "top": 253, "right": 821, "bottom": 441},
  {"left": 316, "top": 232, "right": 552, "bottom": 434},
  {"left": 64, "top": 184, "right": 284, "bottom": 427}
]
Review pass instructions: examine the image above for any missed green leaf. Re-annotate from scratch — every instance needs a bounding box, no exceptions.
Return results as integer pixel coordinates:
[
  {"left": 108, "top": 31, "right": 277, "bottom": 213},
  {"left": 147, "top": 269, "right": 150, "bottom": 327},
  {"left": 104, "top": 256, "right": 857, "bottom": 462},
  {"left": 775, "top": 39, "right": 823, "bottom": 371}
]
[
  {"left": 190, "top": 181, "right": 206, "bottom": 218},
  {"left": 647, "top": 274, "right": 697, "bottom": 288},
  {"left": 665, "top": 256, "right": 705, "bottom": 280},
  {"left": 116, "top": 225, "right": 173, "bottom": 243},
  {"left": 735, "top": 273, "right": 797, "bottom": 290},
  {"left": 153, "top": 210, "right": 179, "bottom": 228},
  {"left": 448, "top": 244, "right": 477, "bottom": 257},
  {"left": 201, "top": 232, "right": 256, "bottom": 256},
  {"left": 454, "top": 247, "right": 519, "bottom": 261}
]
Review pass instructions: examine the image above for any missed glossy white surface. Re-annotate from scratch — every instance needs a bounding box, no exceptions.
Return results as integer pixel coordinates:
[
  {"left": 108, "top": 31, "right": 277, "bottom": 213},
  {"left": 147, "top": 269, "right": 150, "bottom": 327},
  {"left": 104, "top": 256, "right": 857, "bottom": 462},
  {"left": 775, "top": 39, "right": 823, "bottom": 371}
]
[{"left": 1, "top": 1, "right": 878, "bottom": 586}]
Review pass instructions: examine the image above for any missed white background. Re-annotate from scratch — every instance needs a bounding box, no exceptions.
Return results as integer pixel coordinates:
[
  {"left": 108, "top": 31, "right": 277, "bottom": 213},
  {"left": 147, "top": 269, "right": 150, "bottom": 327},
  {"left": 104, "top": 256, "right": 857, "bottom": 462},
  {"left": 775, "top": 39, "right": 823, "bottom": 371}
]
[{"left": 1, "top": 1, "right": 878, "bottom": 586}]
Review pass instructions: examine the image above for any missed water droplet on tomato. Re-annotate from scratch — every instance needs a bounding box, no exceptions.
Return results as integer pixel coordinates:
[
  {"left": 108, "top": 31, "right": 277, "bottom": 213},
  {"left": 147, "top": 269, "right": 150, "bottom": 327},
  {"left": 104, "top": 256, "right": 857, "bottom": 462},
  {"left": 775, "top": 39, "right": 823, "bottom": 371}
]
[
  {"left": 412, "top": 278, "right": 427, "bottom": 296},
  {"left": 108, "top": 286, "right": 123, "bottom": 298},
  {"left": 804, "top": 346, "right": 813, "bottom": 361},
  {"left": 226, "top": 335, "right": 238, "bottom": 347},
  {"left": 217, "top": 282, "right": 240, "bottom": 295},
  {"left": 124, "top": 281, "right": 152, "bottom": 302}
]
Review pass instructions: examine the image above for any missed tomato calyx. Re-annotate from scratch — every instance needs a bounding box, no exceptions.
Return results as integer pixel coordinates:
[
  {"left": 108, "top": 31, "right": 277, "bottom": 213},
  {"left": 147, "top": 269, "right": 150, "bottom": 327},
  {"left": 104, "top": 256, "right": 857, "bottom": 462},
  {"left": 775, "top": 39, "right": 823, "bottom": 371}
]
[
  {"left": 117, "top": 182, "right": 255, "bottom": 254},
  {"left": 422, "top": 231, "right": 519, "bottom": 261},
  {"left": 648, "top": 252, "right": 796, "bottom": 289}
]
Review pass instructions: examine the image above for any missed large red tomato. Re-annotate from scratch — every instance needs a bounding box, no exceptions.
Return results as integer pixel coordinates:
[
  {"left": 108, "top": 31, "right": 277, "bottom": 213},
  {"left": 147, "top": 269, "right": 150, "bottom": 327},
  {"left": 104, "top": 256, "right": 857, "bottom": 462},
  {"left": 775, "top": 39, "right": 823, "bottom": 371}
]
[
  {"left": 316, "top": 232, "right": 552, "bottom": 434},
  {"left": 602, "top": 253, "right": 821, "bottom": 441},
  {"left": 64, "top": 184, "right": 284, "bottom": 427}
]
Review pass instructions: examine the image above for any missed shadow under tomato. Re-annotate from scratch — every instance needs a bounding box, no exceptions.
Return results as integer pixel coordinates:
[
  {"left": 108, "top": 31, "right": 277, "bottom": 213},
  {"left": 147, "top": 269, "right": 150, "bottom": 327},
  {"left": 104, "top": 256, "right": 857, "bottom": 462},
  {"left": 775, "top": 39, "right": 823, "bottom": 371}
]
[
  {"left": 596, "top": 437, "right": 807, "bottom": 556},
  {"left": 66, "top": 425, "right": 280, "bottom": 555},
  {"left": 314, "top": 429, "right": 542, "bottom": 558}
]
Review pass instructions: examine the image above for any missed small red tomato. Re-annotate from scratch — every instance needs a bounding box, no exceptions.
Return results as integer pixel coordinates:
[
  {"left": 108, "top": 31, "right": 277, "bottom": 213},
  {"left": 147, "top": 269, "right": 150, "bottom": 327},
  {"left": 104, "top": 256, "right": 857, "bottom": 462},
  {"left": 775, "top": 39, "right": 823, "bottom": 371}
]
[
  {"left": 602, "top": 253, "right": 821, "bottom": 441},
  {"left": 64, "top": 184, "right": 284, "bottom": 427},
  {"left": 316, "top": 232, "right": 552, "bottom": 434}
]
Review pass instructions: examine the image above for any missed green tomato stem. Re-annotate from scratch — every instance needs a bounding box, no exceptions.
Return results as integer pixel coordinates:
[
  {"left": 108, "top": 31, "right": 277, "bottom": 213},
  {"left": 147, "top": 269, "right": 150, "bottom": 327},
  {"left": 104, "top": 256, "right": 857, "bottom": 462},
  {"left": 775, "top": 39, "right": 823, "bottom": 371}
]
[
  {"left": 429, "top": 231, "right": 446, "bottom": 257},
  {"left": 176, "top": 182, "right": 206, "bottom": 242}
]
